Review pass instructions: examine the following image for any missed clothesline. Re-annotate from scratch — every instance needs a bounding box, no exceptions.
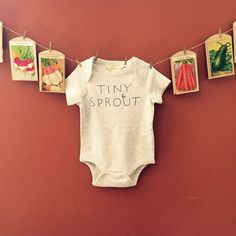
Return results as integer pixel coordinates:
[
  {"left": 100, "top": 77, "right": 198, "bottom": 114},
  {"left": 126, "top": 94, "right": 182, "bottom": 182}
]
[
  {"left": 152, "top": 27, "right": 233, "bottom": 66},
  {"left": 3, "top": 24, "right": 234, "bottom": 67}
]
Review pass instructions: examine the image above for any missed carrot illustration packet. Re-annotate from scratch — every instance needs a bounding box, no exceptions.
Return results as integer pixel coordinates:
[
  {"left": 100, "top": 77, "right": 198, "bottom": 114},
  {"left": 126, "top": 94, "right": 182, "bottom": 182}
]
[{"left": 170, "top": 50, "right": 199, "bottom": 95}]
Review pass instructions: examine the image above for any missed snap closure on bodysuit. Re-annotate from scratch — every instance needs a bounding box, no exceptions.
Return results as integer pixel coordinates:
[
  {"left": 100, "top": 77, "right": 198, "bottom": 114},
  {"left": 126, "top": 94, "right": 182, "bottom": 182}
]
[
  {"left": 93, "top": 171, "right": 134, "bottom": 187},
  {"left": 82, "top": 160, "right": 154, "bottom": 187}
]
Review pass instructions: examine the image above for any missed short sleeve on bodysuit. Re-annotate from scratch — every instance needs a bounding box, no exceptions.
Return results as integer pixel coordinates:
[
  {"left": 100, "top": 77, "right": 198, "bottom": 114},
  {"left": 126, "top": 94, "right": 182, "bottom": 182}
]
[
  {"left": 133, "top": 57, "right": 171, "bottom": 104},
  {"left": 65, "top": 57, "right": 94, "bottom": 106},
  {"left": 65, "top": 65, "right": 84, "bottom": 106},
  {"left": 148, "top": 68, "right": 171, "bottom": 104}
]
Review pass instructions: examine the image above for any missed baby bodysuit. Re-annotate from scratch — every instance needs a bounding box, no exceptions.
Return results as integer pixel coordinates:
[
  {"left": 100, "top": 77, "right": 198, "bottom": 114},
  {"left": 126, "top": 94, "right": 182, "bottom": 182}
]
[{"left": 65, "top": 56, "right": 170, "bottom": 187}]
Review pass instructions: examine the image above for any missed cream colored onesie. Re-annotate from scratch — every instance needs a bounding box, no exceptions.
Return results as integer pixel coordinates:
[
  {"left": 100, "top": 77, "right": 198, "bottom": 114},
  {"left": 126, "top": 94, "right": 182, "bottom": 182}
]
[{"left": 65, "top": 56, "right": 170, "bottom": 187}]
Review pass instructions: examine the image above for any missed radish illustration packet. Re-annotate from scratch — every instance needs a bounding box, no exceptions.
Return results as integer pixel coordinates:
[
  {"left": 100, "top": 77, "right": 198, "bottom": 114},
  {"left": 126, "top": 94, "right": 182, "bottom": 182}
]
[{"left": 9, "top": 37, "right": 38, "bottom": 81}]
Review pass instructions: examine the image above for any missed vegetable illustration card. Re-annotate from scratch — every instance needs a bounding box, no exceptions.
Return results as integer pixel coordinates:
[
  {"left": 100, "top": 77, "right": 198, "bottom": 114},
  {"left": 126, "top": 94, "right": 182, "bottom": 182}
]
[
  {"left": 0, "top": 21, "right": 3, "bottom": 63},
  {"left": 233, "top": 21, "right": 236, "bottom": 63},
  {"left": 170, "top": 50, "right": 199, "bottom": 95},
  {"left": 38, "top": 50, "right": 65, "bottom": 93},
  {"left": 9, "top": 37, "right": 38, "bottom": 81},
  {"left": 205, "top": 33, "right": 234, "bottom": 79}
]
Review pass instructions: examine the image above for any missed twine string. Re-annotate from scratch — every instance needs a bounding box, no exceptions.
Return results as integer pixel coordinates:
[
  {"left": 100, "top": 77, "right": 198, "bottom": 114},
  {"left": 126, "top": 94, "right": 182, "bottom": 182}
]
[{"left": 3, "top": 24, "right": 234, "bottom": 67}]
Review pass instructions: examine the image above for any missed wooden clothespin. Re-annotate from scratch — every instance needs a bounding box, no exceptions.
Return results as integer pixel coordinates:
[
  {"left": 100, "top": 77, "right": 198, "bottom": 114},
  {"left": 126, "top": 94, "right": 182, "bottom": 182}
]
[
  {"left": 149, "top": 62, "right": 153, "bottom": 69},
  {"left": 183, "top": 44, "right": 187, "bottom": 55},
  {"left": 218, "top": 27, "right": 222, "bottom": 38},
  {"left": 94, "top": 52, "right": 99, "bottom": 62},
  {"left": 49, "top": 42, "right": 52, "bottom": 52},
  {"left": 124, "top": 56, "right": 128, "bottom": 66},
  {"left": 76, "top": 58, "right": 82, "bottom": 67},
  {"left": 22, "top": 30, "right": 27, "bottom": 40}
]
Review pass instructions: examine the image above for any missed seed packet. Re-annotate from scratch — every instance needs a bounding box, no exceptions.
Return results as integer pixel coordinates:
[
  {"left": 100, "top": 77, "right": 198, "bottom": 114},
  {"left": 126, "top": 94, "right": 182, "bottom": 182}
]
[
  {"left": 205, "top": 33, "right": 234, "bottom": 79},
  {"left": 233, "top": 21, "right": 236, "bottom": 63},
  {"left": 170, "top": 50, "right": 199, "bottom": 95},
  {"left": 38, "top": 49, "right": 65, "bottom": 93},
  {"left": 9, "top": 37, "right": 38, "bottom": 81}
]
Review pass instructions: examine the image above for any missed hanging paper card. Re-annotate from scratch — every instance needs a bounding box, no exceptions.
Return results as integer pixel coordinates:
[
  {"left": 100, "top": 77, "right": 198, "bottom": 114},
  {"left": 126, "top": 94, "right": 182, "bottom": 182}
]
[
  {"left": 205, "top": 33, "right": 234, "bottom": 79},
  {"left": 9, "top": 37, "right": 38, "bottom": 81},
  {"left": 170, "top": 50, "right": 199, "bottom": 95},
  {"left": 0, "top": 21, "right": 3, "bottom": 63},
  {"left": 233, "top": 21, "right": 236, "bottom": 63},
  {"left": 39, "top": 49, "right": 65, "bottom": 93}
]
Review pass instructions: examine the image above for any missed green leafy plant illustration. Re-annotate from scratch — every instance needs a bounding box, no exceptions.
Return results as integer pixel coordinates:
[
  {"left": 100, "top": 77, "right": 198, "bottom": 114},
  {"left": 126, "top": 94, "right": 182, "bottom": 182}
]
[
  {"left": 13, "top": 46, "right": 33, "bottom": 60},
  {"left": 210, "top": 41, "right": 233, "bottom": 76},
  {"left": 175, "top": 58, "right": 194, "bottom": 64},
  {"left": 41, "top": 58, "right": 58, "bottom": 67}
]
